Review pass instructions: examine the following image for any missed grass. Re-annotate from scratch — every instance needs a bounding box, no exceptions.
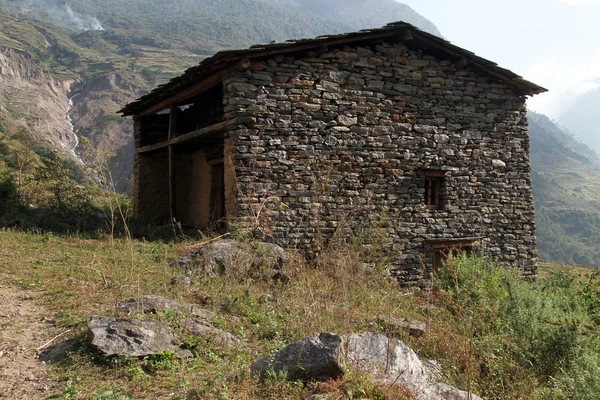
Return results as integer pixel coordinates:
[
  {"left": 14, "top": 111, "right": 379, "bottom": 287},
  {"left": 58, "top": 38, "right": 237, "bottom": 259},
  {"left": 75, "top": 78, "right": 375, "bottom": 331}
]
[
  {"left": 1, "top": 228, "right": 599, "bottom": 399},
  {"left": 0, "top": 229, "right": 440, "bottom": 399}
]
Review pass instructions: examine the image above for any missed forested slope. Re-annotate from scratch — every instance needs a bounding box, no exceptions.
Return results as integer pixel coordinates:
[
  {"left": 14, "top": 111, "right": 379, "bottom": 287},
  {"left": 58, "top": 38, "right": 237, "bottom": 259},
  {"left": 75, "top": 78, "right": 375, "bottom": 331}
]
[{"left": 529, "top": 111, "right": 600, "bottom": 266}]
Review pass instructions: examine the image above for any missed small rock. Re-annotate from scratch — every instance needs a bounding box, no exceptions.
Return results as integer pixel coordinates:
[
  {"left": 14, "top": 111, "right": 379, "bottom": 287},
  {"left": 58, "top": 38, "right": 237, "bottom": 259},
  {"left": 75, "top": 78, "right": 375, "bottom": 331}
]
[
  {"left": 337, "top": 115, "right": 357, "bottom": 127},
  {"left": 170, "top": 276, "right": 191, "bottom": 287},
  {"left": 175, "top": 349, "right": 194, "bottom": 359},
  {"left": 378, "top": 316, "right": 427, "bottom": 337},
  {"left": 39, "top": 340, "right": 77, "bottom": 365},
  {"left": 184, "top": 319, "right": 240, "bottom": 347},
  {"left": 190, "top": 307, "right": 216, "bottom": 320},
  {"left": 306, "top": 395, "right": 332, "bottom": 400},
  {"left": 271, "top": 270, "right": 291, "bottom": 284},
  {"left": 87, "top": 316, "right": 175, "bottom": 357},
  {"left": 402, "top": 380, "right": 482, "bottom": 400},
  {"left": 117, "top": 296, "right": 183, "bottom": 315}
]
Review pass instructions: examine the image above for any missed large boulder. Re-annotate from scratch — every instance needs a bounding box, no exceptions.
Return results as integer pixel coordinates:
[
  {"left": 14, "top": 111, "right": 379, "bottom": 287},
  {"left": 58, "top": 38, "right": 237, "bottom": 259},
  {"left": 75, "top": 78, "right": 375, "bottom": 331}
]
[
  {"left": 250, "top": 333, "right": 345, "bottom": 380},
  {"left": 345, "top": 332, "right": 481, "bottom": 400},
  {"left": 177, "top": 239, "right": 287, "bottom": 275},
  {"left": 87, "top": 316, "right": 174, "bottom": 357},
  {"left": 403, "top": 380, "right": 482, "bottom": 400},
  {"left": 251, "top": 332, "right": 482, "bottom": 400},
  {"left": 345, "top": 332, "right": 430, "bottom": 381}
]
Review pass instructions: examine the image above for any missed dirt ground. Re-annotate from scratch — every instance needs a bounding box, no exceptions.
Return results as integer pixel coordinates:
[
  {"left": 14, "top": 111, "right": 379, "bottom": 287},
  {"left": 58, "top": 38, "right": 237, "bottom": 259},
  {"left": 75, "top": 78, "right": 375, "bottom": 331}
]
[{"left": 0, "top": 276, "right": 63, "bottom": 399}]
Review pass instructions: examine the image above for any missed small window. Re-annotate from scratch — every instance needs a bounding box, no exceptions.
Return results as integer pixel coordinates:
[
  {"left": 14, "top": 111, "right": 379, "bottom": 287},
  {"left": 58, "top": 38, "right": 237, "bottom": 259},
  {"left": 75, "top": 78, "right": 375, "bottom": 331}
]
[{"left": 424, "top": 176, "right": 442, "bottom": 209}]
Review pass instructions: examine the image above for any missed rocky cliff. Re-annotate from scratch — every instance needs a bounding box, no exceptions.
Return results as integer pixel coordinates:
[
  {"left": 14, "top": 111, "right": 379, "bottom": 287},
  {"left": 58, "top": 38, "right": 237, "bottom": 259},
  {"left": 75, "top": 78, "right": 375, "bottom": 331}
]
[
  {"left": 70, "top": 73, "right": 142, "bottom": 191},
  {"left": 0, "top": 46, "right": 142, "bottom": 190},
  {"left": 0, "top": 48, "right": 73, "bottom": 154}
]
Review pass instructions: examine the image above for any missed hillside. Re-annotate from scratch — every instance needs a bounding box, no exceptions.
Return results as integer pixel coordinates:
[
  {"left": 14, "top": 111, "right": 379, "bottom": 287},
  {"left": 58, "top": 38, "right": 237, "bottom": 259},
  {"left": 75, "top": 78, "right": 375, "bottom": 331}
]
[
  {"left": 529, "top": 111, "right": 600, "bottom": 266},
  {"left": 2, "top": 1, "right": 600, "bottom": 268},
  {"left": 0, "top": 0, "right": 441, "bottom": 192}
]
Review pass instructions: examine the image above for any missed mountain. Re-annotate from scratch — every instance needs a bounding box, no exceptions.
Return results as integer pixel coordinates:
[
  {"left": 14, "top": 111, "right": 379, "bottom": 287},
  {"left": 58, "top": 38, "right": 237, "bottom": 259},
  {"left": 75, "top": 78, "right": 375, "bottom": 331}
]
[
  {"left": 0, "top": 0, "right": 441, "bottom": 192},
  {"left": 529, "top": 111, "right": 600, "bottom": 266},
  {"left": 558, "top": 88, "right": 600, "bottom": 156},
  {"left": 3, "top": 0, "right": 600, "bottom": 268}
]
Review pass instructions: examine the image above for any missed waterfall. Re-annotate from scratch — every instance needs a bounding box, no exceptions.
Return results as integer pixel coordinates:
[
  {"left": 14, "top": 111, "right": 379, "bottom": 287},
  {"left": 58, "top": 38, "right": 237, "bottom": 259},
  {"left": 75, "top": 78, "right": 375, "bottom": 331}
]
[{"left": 66, "top": 80, "right": 86, "bottom": 160}]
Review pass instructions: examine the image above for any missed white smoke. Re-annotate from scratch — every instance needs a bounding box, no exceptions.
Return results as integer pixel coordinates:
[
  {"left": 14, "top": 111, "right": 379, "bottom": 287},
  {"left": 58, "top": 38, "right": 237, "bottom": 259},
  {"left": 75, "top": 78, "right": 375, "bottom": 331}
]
[
  {"left": 8, "top": 1, "right": 105, "bottom": 32},
  {"left": 64, "top": 4, "right": 104, "bottom": 31}
]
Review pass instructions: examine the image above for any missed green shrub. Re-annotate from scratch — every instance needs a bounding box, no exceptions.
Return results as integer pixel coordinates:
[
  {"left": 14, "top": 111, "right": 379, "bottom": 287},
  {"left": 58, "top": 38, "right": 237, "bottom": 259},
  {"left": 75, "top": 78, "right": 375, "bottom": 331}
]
[{"left": 436, "top": 254, "right": 600, "bottom": 398}]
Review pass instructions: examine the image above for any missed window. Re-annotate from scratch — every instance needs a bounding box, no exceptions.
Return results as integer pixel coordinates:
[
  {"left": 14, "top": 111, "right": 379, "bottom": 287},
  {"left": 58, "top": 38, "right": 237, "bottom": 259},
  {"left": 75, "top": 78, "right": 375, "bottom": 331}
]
[
  {"left": 421, "top": 170, "right": 445, "bottom": 209},
  {"left": 424, "top": 176, "right": 442, "bottom": 209}
]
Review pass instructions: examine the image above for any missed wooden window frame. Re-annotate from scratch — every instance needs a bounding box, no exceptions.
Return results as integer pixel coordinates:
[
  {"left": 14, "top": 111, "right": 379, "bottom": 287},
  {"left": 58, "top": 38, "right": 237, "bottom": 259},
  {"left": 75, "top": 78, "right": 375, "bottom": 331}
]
[{"left": 421, "top": 170, "right": 445, "bottom": 210}]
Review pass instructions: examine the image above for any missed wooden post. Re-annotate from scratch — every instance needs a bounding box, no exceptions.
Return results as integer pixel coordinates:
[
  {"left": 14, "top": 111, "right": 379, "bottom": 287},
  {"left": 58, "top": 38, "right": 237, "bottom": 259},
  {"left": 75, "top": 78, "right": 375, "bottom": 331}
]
[{"left": 168, "top": 104, "right": 177, "bottom": 222}]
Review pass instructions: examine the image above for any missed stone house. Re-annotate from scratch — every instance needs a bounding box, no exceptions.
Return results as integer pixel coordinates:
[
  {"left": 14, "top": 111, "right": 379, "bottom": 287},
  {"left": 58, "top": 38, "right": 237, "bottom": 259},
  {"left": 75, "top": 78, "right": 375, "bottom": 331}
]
[{"left": 120, "top": 21, "right": 546, "bottom": 285}]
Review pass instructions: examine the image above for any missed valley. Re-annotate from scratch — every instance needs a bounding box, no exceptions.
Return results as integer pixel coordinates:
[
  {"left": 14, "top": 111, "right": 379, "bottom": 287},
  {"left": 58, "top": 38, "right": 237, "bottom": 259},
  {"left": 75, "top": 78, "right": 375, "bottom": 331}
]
[{"left": 0, "top": 1, "right": 599, "bottom": 267}]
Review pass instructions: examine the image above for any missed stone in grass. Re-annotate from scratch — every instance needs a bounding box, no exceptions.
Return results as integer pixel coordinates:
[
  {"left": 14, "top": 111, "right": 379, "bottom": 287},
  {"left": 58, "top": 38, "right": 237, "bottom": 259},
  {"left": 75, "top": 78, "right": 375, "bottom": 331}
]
[
  {"left": 177, "top": 239, "right": 288, "bottom": 275},
  {"left": 345, "top": 332, "right": 481, "bottom": 400},
  {"left": 403, "top": 380, "right": 482, "bottom": 400},
  {"left": 88, "top": 316, "right": 175, "bottom": 357},
  {"left": 253, "top": 332, "right": 482, "bottom": 400},
  {"left": 377, "top": 316, "right": 427, "bottom": 337},
  {"left": 345, "top": 332, "right": 430, "bottom": 381},
  {"left": 184, "top": 319, "right": 240, "bottom": 348},
  {"left": 39, "top": 339, "right": 78, "bottom": 365},
  {"left": 117, "top": 296, "right": 183, "bottom": 315},
  {"left": 250, "top": 333, "right": 345, "bottom": 380}
]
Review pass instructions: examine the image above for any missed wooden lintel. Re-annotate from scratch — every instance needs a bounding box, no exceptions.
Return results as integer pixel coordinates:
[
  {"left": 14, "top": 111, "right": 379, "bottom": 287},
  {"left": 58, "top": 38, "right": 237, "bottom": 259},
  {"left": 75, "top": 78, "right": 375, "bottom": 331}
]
[
  {"left": 418, "top": 169, "right": 448, "bottom": 177},
  {"left": 427, "top": 238, "right": 481, "bottom": 249},
  {"left": 137, "top": 64, "right": 241, "bottom": 118},
  {"left": 169, "top": 118, "right": 238, "bottom": 146},
  {"left": 136, "top": 118, "right": 240, "bottom": 154},
  {"left": 135, "top": 141, "right": 170, "bottom": 154}
]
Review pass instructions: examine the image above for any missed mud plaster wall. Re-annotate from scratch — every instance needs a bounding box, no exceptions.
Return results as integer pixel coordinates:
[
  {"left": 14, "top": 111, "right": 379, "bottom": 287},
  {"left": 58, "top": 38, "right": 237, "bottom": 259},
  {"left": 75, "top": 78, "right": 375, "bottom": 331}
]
[
  {"left": 221, "top": 40, "right": 538, "bottom": 285},
  {"left": 224, "top": 139, "right": 238, "bottom": 224},
  {"left": 134, "top": 150, "right": 170, "bottom": 219},
  {"left": 173, "top": 150, "right": 212, "bottom": 228}
]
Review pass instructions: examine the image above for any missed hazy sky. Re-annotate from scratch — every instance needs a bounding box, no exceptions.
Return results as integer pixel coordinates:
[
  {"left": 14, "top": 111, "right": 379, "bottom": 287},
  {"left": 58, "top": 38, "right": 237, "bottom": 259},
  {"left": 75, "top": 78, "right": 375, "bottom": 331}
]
[{"left": 398, "top": 0, "right": 600, "bottom": 118}]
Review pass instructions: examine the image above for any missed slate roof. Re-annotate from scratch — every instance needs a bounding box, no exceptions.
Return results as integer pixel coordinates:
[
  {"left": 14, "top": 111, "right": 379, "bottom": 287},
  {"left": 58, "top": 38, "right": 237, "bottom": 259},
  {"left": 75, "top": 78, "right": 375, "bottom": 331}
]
[{"left": 120, "top": 21, "right": 547, "bottom": 116}]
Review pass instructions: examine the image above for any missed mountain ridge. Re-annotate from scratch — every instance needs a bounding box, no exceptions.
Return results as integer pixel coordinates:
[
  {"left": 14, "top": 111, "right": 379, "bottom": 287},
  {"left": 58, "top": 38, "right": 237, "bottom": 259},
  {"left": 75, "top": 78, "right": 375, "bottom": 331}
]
[{"left": 1, "top": 0, "right": 600, "bottom": 267}]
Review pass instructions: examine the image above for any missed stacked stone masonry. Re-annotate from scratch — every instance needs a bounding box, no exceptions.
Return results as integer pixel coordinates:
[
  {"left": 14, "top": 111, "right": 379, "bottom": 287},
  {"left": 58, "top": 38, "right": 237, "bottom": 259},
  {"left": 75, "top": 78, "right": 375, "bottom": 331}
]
[{"left": 221, "top": 41, "right": 537, "bottom": 285}]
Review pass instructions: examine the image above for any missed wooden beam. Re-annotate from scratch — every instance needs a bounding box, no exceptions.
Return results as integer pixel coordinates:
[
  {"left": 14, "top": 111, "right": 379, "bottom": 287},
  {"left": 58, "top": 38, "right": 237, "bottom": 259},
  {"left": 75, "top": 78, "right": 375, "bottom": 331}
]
[
  {"left": 136, "top": 118, "right": 240, "bottom": 154},
  {"left": 427, "top": 237, "right": 481, "bottom": 249},
  {"left": 168, "top": 105, "right": 177, "bottom": 222},
  {"left": 137, "top": 64, "right": 240, "bottom": 118},
  {"left": 135, "top": 141, "right": 169, "bottom": 154},
  {"left": 169, "top": 118, "right": 239, "bottom": 146}
]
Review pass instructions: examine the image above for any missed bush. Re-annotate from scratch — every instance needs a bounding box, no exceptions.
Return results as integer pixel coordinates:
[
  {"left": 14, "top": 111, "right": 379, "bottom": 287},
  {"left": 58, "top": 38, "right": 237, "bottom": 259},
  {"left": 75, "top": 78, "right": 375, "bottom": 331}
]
[
  {"left": 436, "top": 254, "right": 600, "bottom": 398},
  {"left": 0, "top": 171, "right": 25, "bottom": 226}
]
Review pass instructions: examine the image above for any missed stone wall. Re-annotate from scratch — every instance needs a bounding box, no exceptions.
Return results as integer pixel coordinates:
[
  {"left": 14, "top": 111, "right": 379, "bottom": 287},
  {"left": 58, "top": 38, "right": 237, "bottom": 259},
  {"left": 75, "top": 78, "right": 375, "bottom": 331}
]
[{"left": 221, "top": 40, "right": 537, "bottom": 285}]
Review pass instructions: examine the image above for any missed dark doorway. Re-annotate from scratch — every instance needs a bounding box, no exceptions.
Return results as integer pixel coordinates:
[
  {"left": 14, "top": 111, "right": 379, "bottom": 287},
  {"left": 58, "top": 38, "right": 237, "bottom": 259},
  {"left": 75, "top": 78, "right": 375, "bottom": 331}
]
[
  {"left": 432, "top": 246, "right": 474, "bottom": 274},
  {"left": 210, "top": 161, "right": 226, "bottom": 230}
]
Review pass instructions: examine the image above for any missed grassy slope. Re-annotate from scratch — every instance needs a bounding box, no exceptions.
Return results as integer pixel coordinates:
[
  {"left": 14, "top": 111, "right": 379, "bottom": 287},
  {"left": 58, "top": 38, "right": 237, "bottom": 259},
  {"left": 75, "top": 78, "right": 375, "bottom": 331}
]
[
  {"left": 1, "top": 229, "right": 598, "bottom": 399},
  {"left": 529, "top": 112, "right": 600, "bottom": 267}
]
